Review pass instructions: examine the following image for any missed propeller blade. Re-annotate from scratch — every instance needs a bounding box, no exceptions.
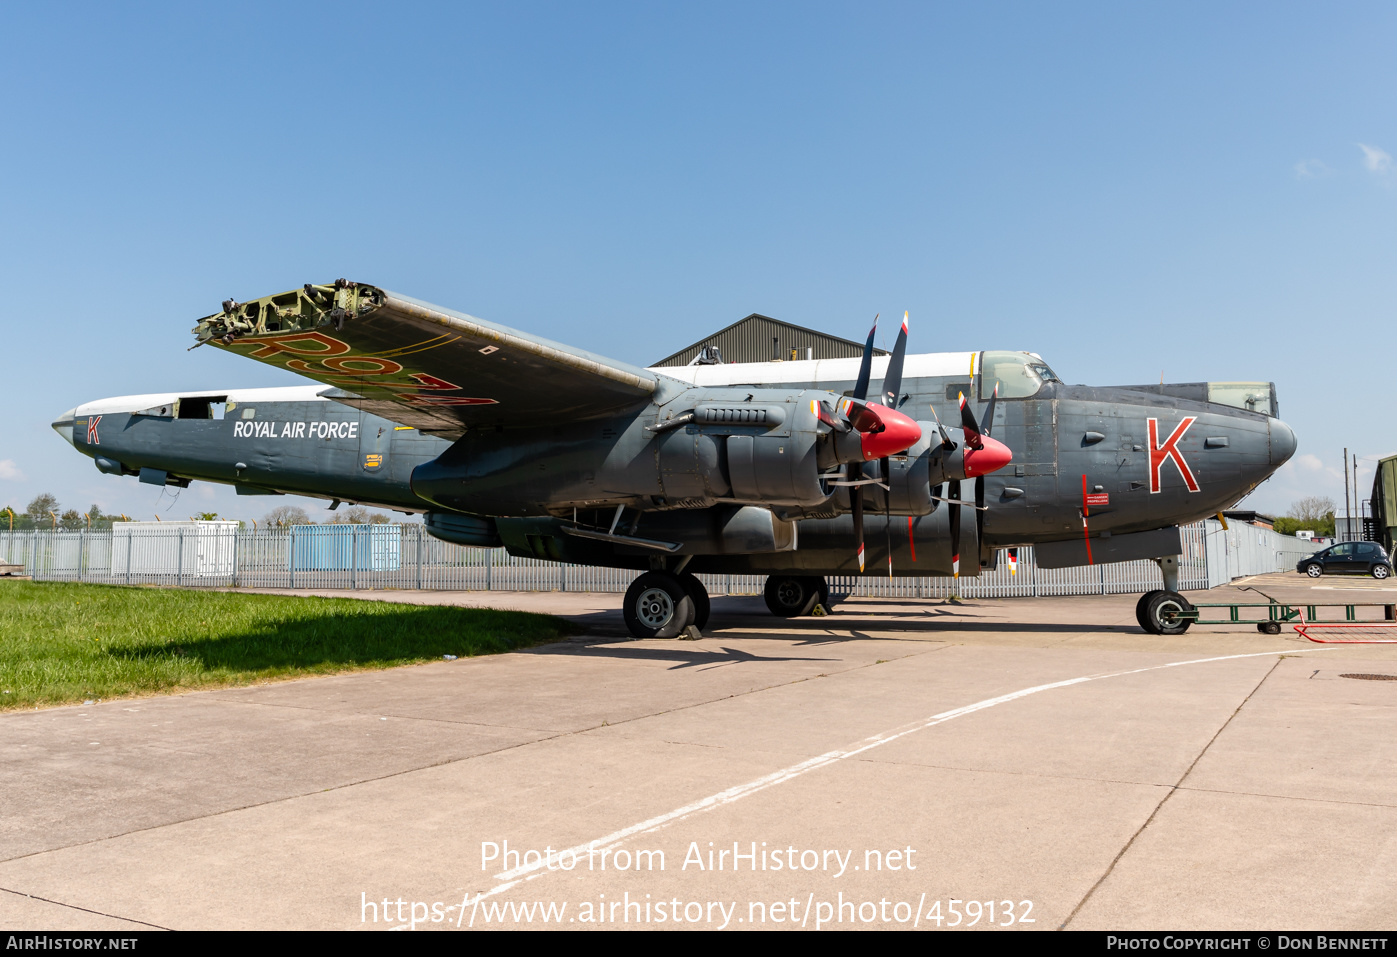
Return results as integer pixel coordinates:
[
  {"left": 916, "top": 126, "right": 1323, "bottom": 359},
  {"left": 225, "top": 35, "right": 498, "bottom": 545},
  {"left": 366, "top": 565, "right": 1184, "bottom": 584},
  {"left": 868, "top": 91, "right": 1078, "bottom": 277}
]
[
  {"left": 927, "top": 404, "right": 955, "bottom": 450},
  {"left": 851, "top": 314, "right": 878, "bottom": 402},
  {"left": 880, "top": 311, "right": 909, "bottom": 409},
  {"left": 958, "top": 392, "right": 984, "bottom": 450},
  {"left": 982, "top": 381, "right": 999, "bottom": 438},
  {"left": 852, "top": 477, "right": 865, "bottom": 573},
  {"left": 813, "top": 399, "right": 849, "bottom": 433},
  {"left": 975, "top": 472, "right": 987, "bottom": 562},
  {"left": 948, "top": 479, "right": 962, "bottom": 580},
  {"left": 884, "top": 456, "right": 893, "bottom": 579}
]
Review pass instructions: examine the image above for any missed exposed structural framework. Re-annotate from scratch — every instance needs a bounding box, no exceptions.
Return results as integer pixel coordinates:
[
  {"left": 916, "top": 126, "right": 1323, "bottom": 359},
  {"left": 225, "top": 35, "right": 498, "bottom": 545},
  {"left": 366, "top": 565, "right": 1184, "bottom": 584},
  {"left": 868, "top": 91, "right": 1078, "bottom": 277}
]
[{"left": 54, "top": 279, "right": 1299, "bottom": 638}]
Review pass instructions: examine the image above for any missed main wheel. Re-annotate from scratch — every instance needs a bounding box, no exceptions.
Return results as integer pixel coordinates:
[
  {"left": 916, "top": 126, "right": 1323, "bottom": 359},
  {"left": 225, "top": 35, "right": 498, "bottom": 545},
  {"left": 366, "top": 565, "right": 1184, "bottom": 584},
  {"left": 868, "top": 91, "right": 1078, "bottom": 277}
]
[
  {"left": 1135, "top": 590, "right": 1162, "bottom": 632},
  {"left": 808, "top": 576, "right": 831, "bottom": 613},
  {"left": 1142, "top": 590, "right": 1194, "bottom": 635},
  {"left": 1257, "top": 621, "right": 1282, "bottom": 635},
  {"left": 1304, "top": 563, "right": 1323, "bottom": 578},
  {"left": 623, "top": 572, "right": 695, "bottom": 639},
  {"left": 764, "top": 575, "right": 821, "bottom": 617},
  {"left": 679, "top": 572, "right": 710, "bottom": 630},
  {"left": 1373, "top": 564, "right": 1391, "bottom": 580}
]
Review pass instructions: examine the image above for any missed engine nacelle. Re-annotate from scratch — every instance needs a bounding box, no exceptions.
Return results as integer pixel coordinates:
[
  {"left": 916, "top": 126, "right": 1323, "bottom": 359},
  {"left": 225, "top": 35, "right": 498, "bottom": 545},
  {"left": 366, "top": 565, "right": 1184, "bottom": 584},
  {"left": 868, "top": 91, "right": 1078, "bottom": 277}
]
[{"left": 655, "top": 391, "right": 833, "bottom": 509}]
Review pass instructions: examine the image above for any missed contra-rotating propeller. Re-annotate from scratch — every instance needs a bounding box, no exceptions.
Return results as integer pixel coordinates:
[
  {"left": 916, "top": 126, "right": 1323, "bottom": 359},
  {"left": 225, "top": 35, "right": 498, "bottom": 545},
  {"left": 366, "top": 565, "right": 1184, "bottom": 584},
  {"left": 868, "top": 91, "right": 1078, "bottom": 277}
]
[
  {"left": 845, "top": 314, "right": 879, "bottom": 574},
  {"left": 944, "top": 385, "right": 1005, "bottom": 582},
  {"left": 825, "top": 311, "right": 912, "bottom": 573},
  {"left": 879, "top": 312, "right": 910, "bottom": 577}
]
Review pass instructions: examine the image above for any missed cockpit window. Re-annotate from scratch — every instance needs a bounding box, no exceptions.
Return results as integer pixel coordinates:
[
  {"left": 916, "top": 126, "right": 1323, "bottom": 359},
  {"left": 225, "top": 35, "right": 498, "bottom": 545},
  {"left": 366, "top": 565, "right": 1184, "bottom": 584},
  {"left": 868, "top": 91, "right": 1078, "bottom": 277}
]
[{"left": 978, "top": 352, "right": 1058, "bottom": 399}]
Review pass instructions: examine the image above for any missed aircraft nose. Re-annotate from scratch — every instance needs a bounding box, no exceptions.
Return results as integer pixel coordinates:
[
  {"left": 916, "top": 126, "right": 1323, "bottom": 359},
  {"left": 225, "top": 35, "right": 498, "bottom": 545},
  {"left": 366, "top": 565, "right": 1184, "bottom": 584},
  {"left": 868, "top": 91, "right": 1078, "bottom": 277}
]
[
  {"left": 1269, "top": 418, "right": 1297, "bottom": 467},
  {"left": 51, "top": 408, "right": 76, "bottom": 445}
]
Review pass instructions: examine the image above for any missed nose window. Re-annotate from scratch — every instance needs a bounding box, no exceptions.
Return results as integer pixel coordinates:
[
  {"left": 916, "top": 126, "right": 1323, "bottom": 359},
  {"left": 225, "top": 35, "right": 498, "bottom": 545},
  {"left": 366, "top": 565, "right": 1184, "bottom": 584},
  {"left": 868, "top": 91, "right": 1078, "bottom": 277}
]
[{"left": 978, "top": 352, "right": 1057, "bottom": 399}]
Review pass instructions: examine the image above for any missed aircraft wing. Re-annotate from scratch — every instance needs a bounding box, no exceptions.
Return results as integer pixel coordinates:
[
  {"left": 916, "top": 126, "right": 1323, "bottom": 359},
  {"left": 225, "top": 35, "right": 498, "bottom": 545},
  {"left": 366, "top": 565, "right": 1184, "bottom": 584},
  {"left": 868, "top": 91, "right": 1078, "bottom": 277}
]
[{"left": 193, "top": 282, "right": 657, "bottom": 438}]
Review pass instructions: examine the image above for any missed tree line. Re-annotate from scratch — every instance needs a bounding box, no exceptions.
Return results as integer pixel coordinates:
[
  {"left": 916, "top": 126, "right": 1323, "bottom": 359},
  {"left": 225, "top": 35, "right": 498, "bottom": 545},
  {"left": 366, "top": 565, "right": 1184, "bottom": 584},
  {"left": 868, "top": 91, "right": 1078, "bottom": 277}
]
[
  {"left": 1, "top": 494, "right": 393, "bottom": 531},
  {"left": 0, "top": 494, "right": 126, "bottom": 531}
]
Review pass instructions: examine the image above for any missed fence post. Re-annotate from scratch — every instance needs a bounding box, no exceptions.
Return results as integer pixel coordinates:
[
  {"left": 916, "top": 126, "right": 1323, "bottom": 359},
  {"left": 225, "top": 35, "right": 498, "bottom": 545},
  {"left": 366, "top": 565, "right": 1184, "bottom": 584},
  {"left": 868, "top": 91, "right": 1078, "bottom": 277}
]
[
  {"left": 232, "top": 529, "right": 241, "bottom": 588},
  {"left": 1099, "top": 563, "right": 1106, "bottom": 595},
  {"left": 289, "top": 530, "right": 296, "bottom": 589},
  {"left": 176, "top": 529, "right": 184, "bottom": 587},
  {"left": 416, "top": 525, "right": 423, "bottom": 590},
  {"left": 486, "top": 549, "right": 493, "bottom": 591},
  {"left": 351, "top": 527, "right": 358, "bottom": 590},
  {"left": 125, "top": 532, "right": 132, "bottom": 586},
  {"left": 560, "top": 562, "right": 567, "bottom": 592}
]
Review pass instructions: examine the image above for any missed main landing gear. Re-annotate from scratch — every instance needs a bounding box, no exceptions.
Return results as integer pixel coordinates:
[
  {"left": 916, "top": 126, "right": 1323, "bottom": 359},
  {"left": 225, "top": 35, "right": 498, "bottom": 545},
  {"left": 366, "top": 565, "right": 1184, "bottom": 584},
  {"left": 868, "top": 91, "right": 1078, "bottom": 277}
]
[
  {"left": 622, "top": 569, "right": 710, "bottom": 639},
  {"left": 622, "top": 572, "right": 830, "bottom": 639},
  {"left": 763, "top": 575, "right": 830, "bottom": 618}
]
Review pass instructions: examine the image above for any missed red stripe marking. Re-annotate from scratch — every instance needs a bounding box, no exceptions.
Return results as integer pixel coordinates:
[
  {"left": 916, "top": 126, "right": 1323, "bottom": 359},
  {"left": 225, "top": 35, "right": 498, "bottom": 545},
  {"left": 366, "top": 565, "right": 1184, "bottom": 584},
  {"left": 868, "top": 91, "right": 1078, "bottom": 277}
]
[{"left": 1081, "top": 474, "right": 1093, "bottom": 565}]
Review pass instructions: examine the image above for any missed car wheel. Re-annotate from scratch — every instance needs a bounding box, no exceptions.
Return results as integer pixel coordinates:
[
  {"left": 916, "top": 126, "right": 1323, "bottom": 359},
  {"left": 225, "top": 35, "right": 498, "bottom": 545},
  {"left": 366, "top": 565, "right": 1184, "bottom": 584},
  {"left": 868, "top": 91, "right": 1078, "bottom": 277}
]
[
  {"left": 1143, "top": 591, "right": 1194, "bottom": 635},
  {"left": 764, "top": 575, "right": 820, "bottom": 617},
  {"left": 1374, "top": 564, "right": 1391, "bottom": 580},
  {"left": 1304, "top": 563, "right": 1323, "bottom": 578},
  {"left": 623, "top": 572, "right": 695, "bottom": 639}
]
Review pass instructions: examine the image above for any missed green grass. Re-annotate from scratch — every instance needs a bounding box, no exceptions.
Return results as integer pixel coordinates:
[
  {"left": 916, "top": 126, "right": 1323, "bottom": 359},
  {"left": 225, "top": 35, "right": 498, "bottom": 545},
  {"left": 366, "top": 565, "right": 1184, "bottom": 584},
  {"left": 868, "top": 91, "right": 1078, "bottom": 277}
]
[{"left": 0, "top": 581, "right": 576, "bottom": 710}]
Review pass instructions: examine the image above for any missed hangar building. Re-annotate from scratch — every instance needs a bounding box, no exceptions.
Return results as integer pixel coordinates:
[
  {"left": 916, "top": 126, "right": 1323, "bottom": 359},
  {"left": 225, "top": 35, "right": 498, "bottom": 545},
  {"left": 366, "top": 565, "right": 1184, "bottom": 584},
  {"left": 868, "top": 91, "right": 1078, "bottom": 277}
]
[{"left": 652, "top": 314, "right": 889, "bottom": 367}]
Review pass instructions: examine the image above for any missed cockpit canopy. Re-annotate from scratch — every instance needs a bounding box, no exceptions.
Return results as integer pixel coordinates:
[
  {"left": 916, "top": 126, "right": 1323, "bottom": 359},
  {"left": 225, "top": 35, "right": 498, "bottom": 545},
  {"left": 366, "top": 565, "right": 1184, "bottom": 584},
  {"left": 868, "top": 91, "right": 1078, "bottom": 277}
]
[{"left": 978, "top": 351, "right": 1061, "bottom": 399}]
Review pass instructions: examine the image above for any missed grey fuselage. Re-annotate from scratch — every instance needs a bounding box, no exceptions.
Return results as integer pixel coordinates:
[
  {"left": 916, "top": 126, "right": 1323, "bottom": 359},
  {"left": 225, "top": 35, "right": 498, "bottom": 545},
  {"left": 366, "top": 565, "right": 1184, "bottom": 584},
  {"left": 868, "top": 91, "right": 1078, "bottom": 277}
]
[{"left": 54, "top": 353, "right": 1296, "bottom": 578}]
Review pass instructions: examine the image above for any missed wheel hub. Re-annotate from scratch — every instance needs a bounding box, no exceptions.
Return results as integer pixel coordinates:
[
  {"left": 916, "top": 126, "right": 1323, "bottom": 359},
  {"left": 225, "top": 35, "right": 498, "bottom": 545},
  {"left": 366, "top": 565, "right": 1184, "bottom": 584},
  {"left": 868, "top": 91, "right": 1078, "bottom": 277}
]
[
  {"left": 636, "top": 588, "right": 675, "bottom": 628},
  {"left": 775, "top": 580, "right": 803, "bottom": 608}
]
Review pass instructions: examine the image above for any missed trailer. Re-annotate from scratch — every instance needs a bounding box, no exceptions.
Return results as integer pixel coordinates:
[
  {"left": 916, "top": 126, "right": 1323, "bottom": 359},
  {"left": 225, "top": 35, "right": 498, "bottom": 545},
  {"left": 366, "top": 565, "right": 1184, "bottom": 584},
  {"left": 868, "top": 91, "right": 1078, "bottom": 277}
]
[{"left": 1141, "top": 585, "right": 1397, "bottom": 639}]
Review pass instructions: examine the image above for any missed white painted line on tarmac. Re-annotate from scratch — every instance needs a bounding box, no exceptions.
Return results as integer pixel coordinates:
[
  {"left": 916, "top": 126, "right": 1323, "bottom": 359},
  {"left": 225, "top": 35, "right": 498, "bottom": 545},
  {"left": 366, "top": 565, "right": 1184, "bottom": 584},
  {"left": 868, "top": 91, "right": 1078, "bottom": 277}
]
[
  {"left": 414, "top": 646, "right": 1334, "bottom": 927},
  {"left": 1311, "top": 585, "right": 1397, "bottom": 592}
]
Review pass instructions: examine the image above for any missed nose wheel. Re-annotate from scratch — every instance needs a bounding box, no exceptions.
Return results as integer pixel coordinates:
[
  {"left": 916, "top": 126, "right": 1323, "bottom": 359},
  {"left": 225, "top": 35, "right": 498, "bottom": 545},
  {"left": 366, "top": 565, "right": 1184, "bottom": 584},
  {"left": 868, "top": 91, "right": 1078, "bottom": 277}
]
[{"left": 1135, "top": 589, "right": 1194, "bottom": 635}]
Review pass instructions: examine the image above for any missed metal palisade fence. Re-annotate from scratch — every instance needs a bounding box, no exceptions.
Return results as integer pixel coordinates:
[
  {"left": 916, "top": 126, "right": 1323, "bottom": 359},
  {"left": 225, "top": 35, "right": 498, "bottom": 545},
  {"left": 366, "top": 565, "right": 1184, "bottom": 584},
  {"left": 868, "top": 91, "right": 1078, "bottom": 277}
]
[{"left": 0, "top": 519, "right": 1319, "bottom": 598}]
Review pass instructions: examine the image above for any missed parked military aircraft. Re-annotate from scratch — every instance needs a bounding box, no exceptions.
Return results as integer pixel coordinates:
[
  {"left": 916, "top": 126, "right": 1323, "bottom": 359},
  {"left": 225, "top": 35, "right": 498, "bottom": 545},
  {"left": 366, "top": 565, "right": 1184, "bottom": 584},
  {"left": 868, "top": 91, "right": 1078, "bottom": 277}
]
[{"left": 52, "top": 280, "right": 1296, "bottom": 638}]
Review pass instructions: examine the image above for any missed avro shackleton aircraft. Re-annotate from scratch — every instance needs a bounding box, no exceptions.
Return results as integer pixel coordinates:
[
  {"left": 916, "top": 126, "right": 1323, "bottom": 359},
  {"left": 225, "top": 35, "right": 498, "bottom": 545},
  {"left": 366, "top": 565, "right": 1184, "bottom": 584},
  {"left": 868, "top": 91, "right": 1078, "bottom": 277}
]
[{"left": 52, "top": 281, "right": 1297, "bottom": 639}]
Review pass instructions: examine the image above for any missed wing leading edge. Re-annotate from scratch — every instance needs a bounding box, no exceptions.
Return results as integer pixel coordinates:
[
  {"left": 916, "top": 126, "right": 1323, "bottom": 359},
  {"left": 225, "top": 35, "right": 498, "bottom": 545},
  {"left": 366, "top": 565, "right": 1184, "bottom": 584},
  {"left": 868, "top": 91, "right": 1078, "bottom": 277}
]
[{"left": 192, "top": 281, "right": 657, "bottom": 437}]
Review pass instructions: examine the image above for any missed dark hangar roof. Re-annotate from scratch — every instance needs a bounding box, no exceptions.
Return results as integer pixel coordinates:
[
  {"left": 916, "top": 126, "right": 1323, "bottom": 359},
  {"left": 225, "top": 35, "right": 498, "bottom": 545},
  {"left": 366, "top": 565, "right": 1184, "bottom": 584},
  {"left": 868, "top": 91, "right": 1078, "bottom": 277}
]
[{"left": 652, "top": 313, "right": 889, "bottom": 367}]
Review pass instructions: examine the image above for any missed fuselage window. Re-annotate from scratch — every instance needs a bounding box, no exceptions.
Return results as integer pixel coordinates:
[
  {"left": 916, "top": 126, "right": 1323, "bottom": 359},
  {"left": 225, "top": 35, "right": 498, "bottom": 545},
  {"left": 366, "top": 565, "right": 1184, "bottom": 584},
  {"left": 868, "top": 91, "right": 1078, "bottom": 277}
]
[{"left": 176, "top": 396, "right": 229, "bottom": 419}]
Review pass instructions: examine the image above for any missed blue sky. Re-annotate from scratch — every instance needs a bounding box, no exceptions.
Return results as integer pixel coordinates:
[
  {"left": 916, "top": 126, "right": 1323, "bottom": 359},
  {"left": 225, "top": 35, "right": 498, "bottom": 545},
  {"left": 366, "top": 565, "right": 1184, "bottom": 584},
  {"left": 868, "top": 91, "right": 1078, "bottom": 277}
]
[{"left": 1, "top": 2, "right": 1392, "bottom": 523}]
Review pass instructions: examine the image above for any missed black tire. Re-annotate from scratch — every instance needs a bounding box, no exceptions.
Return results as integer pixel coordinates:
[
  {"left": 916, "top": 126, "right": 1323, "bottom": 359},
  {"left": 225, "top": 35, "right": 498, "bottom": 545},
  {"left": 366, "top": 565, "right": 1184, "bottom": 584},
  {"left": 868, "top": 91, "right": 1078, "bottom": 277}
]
[
  {"left": 764, "top": 575, "right": 821, "bottom": 617},
  {"left": 1142, "top": 590, "right": 1194, "bottom": 635},
  {"left": 1257, "top": 621, "right": 1282, "bottom": 635},
  {"left": 1136, "top": 590, "right": 1161, "bottom": 632},
  {"left": 679, "top": 572, "right": 710, "bottom": 630},
  {"left": 623, "top": 572, "right": 695, "bottom": 639},
  {"left": 1373, "top": 564, "right": 1391, "bottom": 580},
  {"left": 806, "top": 575, "right": 830, "bottom": 613},
  {"left": 1304, "top": 563, "right": 1323, "bottom": 578}
]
